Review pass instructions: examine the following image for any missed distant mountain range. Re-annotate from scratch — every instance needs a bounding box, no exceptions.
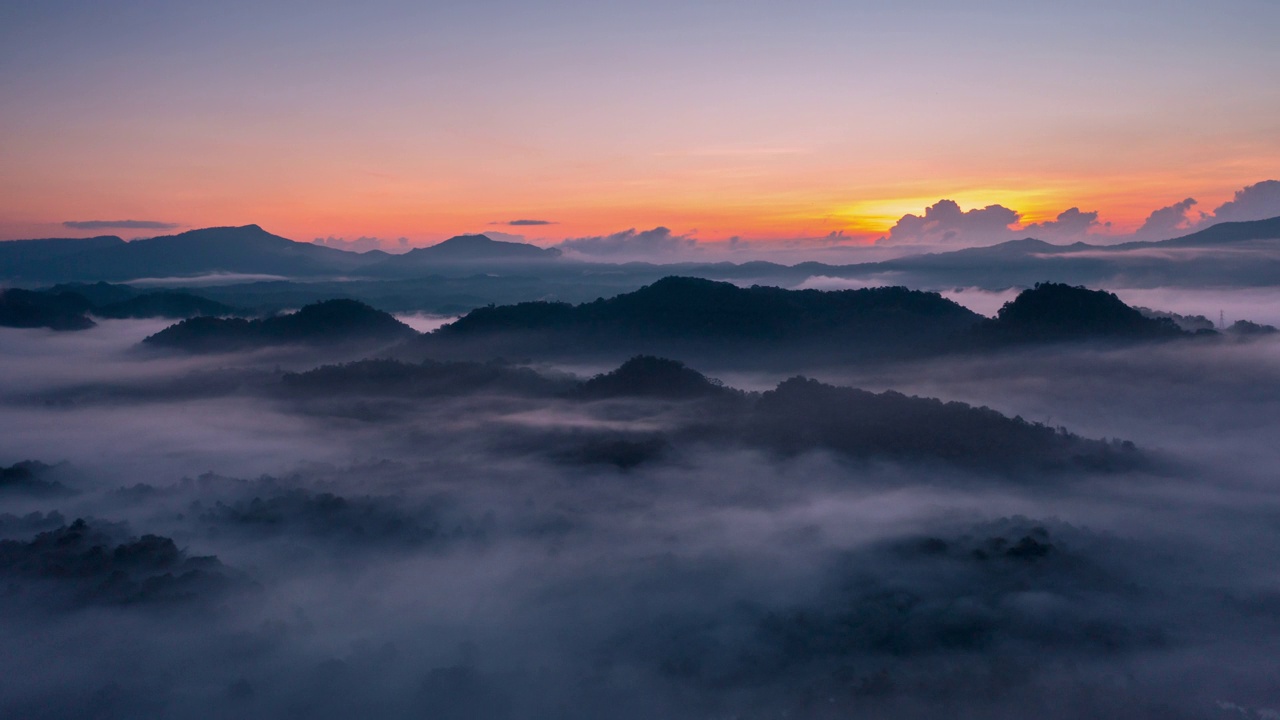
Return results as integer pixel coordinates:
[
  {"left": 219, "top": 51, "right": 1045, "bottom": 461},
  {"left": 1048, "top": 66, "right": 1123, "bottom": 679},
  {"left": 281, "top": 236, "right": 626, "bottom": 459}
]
[
  {"left": 0, "top": 225, "right": 562, "bottom": 283},
  {"left": 3, "top": 217, "right": 1278, "bottom": 294}
]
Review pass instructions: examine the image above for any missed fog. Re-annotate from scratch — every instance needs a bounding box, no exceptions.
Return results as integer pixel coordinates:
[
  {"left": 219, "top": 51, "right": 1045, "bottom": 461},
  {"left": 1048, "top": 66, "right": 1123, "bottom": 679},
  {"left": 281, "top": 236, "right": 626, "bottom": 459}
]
[
  {"left": 2, "top": 310, "right": 1280, "bottom": 718},
  {"left": 950, "top": 285, "right": 1280, "bottom": 327},
  {"left": 801, "top": 279, "right": 1280, "bottom": 327}
]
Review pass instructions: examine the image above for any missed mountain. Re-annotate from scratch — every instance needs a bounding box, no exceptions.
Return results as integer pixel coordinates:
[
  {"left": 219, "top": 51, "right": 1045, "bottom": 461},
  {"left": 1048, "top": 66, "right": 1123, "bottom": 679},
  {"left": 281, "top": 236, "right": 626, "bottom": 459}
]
[
  {"left": 410, "top": 276, "right": 983, "bottom": 366},
  {"left": 48, "top": 281, "right": 139, "bottom": 306},
  {"left": 813, "top": 216, "right": 1280, "bottom": 290},
  {"left": 270, "top": 354, "right": 1144, "bottom": 474},
  {"left": 92, "top": 292, "right": 239, "bottom": 320},
  {"left": 143, "top": 299, "right": 416, "bottom": 352},
  {"left": 0, "top": 235, "right": 125, "bottom": 270},
  {"left": 404, "top": 234, "right": 561, "bottom": 262},
  {"left": 366, "top": 234, "right": 562, "bottom": 277},
  {"left": 0, "top": 289, "right": 96, "bottom": 330},
  {"left": 973, "top": 283, "right": 1186, "bottom": 344},
  {"left": 745, "top": 377, "right": 1141, "bottom": 473},
  {"left": 0, "top": 461, "right": 72, "bottom": 497},
  {"left": 579, "top": 356, "right": 735, "bottom": 399},
  {"left": 1, "top": 228, "right": 566, "bottom": 283},
  {"left": 1141, "top": 215, "right": 1280, "bottom": 248},
  {"left": 0, "top": 225, "right": 384, "bottom": 282},
  {"left": 0, "top": 285, "right": 242, "bottom": 330}
]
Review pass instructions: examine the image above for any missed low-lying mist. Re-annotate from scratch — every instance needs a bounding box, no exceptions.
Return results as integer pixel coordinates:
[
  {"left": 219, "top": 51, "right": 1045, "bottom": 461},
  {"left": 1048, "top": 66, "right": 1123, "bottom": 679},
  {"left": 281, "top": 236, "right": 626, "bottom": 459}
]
[{"left": 2, "top": 311, "right": 1279, "bottom": 719}]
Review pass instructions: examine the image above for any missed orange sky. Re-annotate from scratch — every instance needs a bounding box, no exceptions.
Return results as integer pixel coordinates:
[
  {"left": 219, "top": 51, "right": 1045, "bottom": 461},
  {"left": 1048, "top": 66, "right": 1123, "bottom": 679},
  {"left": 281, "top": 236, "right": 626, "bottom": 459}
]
[{"left": 2, "top": 3, "right": 1278, "bottom": 247}]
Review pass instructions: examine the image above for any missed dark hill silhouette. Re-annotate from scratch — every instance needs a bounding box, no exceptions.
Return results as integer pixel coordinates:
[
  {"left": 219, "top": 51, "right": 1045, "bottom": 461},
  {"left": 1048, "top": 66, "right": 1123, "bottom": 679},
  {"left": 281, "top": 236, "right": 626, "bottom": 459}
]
[
  {"left": 0, "top": 288, "right": 96, "bottom": 330},
  {"left": 48, "top": 281, "right": 138, "bottom": 306},
  {"left": 974, "top": 283, "right": 1185, "bottom": 344},
  {"left": 405, "top": 234, "right": 561, "bottom": 261},
  {"left": 271, "top": 354, "right": 1144, "bottom": 474},
  {"left": 0, "top": 519, "right": 244, "bottom": 608},
  {"left": 1225, "top": 319, "right": 1278, "bottom": 335},
  {"left": 93, "top": 291, "right": 238, "bottom": 320},
  {"left": 366, "top": 233, "right": 562, "bottom": 276},
  {"left": 0, "top": 286, "right": 242, "bottom": 329},
  {"left": 143, "top": 299, "right": 416, "bottom": 352},
  {"left": 579, "top": 356, "right": 734, "bottom": 399},
  {"left": 0, "top": 461, "right": 72, "bottom": 497},
  {"left": 745, "top": 377, "right": 1141, "bottom": 473},
  {"left": 413, "top": 276, "right": 983, "bottom": 365}
]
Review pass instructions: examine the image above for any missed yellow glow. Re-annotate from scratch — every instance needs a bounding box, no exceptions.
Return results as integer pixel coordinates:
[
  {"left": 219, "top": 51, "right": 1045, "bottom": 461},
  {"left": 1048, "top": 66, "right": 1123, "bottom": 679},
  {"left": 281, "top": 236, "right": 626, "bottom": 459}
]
[{"left": 830, "top": 188, "right": 1063, "bottom": 236}]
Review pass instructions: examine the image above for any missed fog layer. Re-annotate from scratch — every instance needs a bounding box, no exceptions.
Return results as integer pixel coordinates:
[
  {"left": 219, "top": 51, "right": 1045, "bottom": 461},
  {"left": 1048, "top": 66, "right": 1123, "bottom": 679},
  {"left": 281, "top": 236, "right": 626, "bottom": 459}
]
[{"left": 1, "top": 311, "right": 1279, "bottom": 719}]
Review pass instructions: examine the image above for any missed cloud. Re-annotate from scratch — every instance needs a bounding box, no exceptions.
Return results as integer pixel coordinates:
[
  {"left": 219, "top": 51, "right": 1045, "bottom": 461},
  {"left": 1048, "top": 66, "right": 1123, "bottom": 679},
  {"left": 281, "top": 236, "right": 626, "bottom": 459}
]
[
  {"left": 62, "top": 220, "right": 181, "bottom": 231},
  {"left": 879, "top": 200, "right": 1021, "bottom": 245},
  {"left": 558, "top": 226, "right": 698, "bottom": 259},
  {"left": 491, "top": 219, "right": 557, "bottom": 226},
  {"left": 1022, "top": 207, "right": 1107, "bottom": 239},
  {"left": 1125, "top": 180, "right": 1280, "bottom": 242},
  {"left": 1209, "top": 180, "right": 1280, "bottom": 223},
  {"left": 865, "top": 180, "right": 1279, "bottom": 249},
  {"left": 1133, "top": 198, "right": 1200, "bottom": 240}
]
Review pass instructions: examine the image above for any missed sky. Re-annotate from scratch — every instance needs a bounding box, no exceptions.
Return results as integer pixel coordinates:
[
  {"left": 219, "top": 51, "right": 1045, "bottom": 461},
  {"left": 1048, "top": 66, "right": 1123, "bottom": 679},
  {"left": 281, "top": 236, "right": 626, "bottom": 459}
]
[{"left": 2, "top": 0, "right": 1279, "bottom": 248}]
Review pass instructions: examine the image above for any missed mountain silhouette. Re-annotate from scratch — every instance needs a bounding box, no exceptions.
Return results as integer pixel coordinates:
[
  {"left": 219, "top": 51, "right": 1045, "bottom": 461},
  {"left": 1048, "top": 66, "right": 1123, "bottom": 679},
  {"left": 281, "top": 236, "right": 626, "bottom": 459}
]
[
  {"left": 974, "top": 282, "right": 1185, "bottom": 344},
  {"left": 273, "top": 353, "right": 1144, "bottom": 474},
  {"left": 579, "top": 356, "right": 734, "bottom": 399},
  {"left": 0, "top": 288, "right": 96, "bottom": 330},
  {"left": 92, "top": 292, "right": 238, "bottom": 320},
  {"left": 6, "top": 217, "right": 1278, "bottom": 295},
  {"left": 1, "top": 228, "right": 565, "bottom": 283},
  {"left": 745, "top": 376, "right": 1141, "bottom": 473},
  {"left": 1139, "top": 215, "right": 1280, "bottom": 248},
  {"left": 414, "top": 276, "right": 982, "bottom": 365},
  {"left": 0, "top": 225, "right": 384, "bottom": 282},
  {"left": 143, "top": 298, "right": 416, "bottom": 352},
  {"left": 402, "top": 234, "right": 561, "bottom": 262},
  {"left": 0, "top": 285, "right": 241, "bottom": 330}
]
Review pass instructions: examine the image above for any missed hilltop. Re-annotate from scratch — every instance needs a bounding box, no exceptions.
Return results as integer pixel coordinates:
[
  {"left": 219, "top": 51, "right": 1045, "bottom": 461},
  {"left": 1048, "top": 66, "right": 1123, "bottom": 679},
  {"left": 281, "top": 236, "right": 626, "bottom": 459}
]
[
  {"left": 410, "top": 276, "right": 983, "bottom": 365},
  {"left": 143, "top": 299, "right": 416, "bottom": 352},
  {"left": 973, "top": 282, "right": 1187, "bottom": 344}
]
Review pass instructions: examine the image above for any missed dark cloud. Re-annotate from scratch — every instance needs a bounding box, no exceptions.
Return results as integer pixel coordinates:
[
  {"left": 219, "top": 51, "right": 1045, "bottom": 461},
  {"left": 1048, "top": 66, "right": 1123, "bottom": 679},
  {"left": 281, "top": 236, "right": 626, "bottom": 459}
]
[
  {"left": 492, "top": 219, "right": 557, "bottom": 226},
  {"left": 62, "top": 220, "right": 181, "bottom": 231},
  {"left": 1209, "top": 179, "right": 1280, "bottom": 223},
  {"left": 558, "top": 226, "right": 697, "bottom": 258},
  {"left": 879, "top": 199, "right": 1021, "bottom": 245}
]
